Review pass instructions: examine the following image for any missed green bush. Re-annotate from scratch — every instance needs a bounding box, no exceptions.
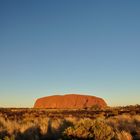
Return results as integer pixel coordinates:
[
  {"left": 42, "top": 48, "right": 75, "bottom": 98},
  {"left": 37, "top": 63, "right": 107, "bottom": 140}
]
[{"left": 64, "top": 119, "right": 115, "bottom": 140}]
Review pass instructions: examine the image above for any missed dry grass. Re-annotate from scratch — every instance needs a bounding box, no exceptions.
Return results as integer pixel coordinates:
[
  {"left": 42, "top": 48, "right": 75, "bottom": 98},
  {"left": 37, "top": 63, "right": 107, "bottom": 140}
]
[{"left": 0, "top": 107, "right": 139, "bottom": 140}]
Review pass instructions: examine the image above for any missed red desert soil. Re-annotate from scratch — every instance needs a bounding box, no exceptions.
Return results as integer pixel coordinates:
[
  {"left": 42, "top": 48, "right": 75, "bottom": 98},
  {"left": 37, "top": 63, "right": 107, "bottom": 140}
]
[{"left": 34, "top": 94, "right": 107, "bottom": 109}]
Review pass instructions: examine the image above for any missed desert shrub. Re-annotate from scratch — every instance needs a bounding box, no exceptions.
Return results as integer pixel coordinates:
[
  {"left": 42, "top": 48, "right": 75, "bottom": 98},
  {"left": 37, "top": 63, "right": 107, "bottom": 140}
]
[
  {"left": 130, "top": 111, "right": 136, "bottom": 115},
  {"left": 0, "top": 107, "right": 139, "bottom": 140},
  {"left": 115, "top": 131, "right": 132, "bottom": 140},
  {"left": 90, "top": 104, "right": 101, "bottom": 110},
  {"left": 43, "top": 118, "right": 73, "bottom": 140},
  {"left": 112, "top": 110, "right": 119, "bottom": 116},
  {"left": 0, "top": 131, "right": 8, "bottom": 140},
  {"left": 106, "top": 115, "right": 140, "bottom": 139},
  {"left": 64, "top": 118, "right": 115, "bottom": 140},
  {"left": 0, "top": 135, "right": 15, "bottom": 140},
  {"left": 65, "top": 117, "right": 79, "bottom": 125}
]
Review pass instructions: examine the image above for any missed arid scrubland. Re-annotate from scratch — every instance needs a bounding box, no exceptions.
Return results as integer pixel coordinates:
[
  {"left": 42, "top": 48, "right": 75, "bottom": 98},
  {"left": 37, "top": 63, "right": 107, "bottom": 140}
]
[{"left": 0, "top": 105, "right": 140, "bottom": 140}]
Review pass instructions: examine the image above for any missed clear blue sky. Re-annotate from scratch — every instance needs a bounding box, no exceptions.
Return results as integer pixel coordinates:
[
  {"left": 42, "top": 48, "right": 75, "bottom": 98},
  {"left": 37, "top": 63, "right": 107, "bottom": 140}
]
[{"left": 0, "top": 0, "right": 140, "bottom": 107}]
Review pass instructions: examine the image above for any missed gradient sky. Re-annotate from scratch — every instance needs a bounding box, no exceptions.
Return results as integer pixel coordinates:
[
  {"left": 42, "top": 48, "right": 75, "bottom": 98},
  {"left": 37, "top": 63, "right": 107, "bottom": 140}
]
[{"left": 0, "top": 0, "right": 140, "bottom": 107}]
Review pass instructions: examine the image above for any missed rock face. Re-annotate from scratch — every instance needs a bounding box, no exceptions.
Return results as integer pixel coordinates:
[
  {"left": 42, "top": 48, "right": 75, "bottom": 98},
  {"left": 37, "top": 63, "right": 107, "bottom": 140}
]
[{"left": 34, "top": 94, "right": 107, "bottom": 109}]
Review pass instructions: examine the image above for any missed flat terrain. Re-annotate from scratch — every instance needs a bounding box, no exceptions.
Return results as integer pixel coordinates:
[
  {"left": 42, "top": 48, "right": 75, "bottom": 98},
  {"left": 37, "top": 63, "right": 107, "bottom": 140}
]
[{"left": 0, "top": 105, "right": 140, "bottom": 140}]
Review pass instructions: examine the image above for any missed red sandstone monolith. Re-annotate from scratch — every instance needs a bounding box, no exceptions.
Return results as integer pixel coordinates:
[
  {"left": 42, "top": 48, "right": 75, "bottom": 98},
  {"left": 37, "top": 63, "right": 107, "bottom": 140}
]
[{"left": 34, "top": 94, "right": 107, "bottom": 109}]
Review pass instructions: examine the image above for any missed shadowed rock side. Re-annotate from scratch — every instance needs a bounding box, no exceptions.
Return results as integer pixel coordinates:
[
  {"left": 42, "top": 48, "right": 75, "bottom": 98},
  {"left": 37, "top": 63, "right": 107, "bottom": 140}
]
[{"left": 34, "top": 94, "right": 107, "bottom": 109}]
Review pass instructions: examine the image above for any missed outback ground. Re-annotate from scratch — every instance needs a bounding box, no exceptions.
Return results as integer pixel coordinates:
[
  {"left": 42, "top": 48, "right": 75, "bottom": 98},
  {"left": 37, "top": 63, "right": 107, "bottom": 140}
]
[{"left": 0, "top": 105, "right": 140, "bottom": 140}]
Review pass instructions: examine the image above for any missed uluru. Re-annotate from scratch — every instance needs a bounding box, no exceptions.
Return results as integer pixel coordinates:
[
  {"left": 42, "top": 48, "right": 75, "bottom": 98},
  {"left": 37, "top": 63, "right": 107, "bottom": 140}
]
[{"left": 34, "top": 94, "right": 107, "bottom": 109}]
